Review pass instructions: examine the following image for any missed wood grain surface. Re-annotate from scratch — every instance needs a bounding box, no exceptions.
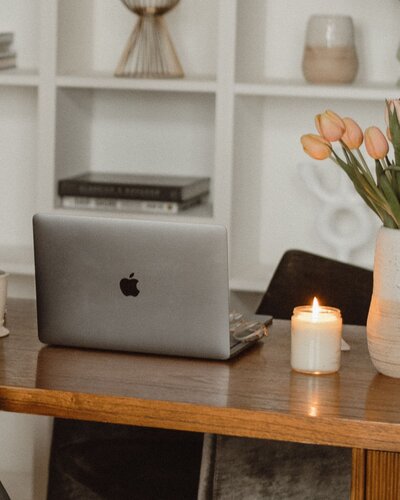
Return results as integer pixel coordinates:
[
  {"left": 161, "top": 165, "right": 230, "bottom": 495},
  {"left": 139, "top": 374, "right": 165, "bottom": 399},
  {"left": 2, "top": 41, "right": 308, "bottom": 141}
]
[
  {"left": 351, "top": 449, "right": 366, "bottom": 500},
  {"left": 1, "top": 299, "right": 400, "bottom": 453},
  {"left": 365, "top": 450, "right": 400, "bottom": 500}
]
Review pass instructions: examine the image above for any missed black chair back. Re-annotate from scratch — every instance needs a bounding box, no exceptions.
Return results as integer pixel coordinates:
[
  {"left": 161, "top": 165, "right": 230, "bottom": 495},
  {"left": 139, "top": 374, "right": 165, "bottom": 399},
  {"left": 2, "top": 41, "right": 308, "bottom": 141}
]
[{"left": 256, "top": 249, "right": 373, "bottom": 325}]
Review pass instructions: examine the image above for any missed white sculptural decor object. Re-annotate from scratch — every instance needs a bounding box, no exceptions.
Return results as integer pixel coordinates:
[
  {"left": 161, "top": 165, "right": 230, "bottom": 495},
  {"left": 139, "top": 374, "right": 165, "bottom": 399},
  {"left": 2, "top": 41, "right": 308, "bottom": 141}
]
[
  {"left": 115, "top": 0, "right": 184, "bottom": 78},
  {"left": 298, "top": 162, "right": 375, "bottom": 262}
]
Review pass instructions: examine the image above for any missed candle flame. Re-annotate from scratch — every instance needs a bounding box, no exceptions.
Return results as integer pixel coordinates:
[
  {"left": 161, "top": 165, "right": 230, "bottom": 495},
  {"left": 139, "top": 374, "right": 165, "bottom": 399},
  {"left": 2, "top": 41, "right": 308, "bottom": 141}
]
[{"left": 312, "top": 297, "right": 320, "bottom": 321}]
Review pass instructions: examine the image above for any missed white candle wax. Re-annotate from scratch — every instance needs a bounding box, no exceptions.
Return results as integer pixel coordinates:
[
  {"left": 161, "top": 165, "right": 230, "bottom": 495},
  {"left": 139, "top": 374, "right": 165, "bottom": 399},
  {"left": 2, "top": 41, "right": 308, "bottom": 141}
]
[{"left": 291, "top": 302, "right": 342, "bottom": 374}]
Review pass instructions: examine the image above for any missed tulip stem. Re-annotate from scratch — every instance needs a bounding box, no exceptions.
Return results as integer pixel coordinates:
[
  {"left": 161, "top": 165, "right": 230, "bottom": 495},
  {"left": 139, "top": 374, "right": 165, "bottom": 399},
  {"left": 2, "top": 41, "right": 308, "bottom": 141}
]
[
  {"left": 331, "top": 151, "right": 390, "bottom": 222},
  {"left": 356, "top": 149, "right": 370, "bottom": 171},
  {"left": 340, "top": 141, "right": 379, "bottom": 192}
]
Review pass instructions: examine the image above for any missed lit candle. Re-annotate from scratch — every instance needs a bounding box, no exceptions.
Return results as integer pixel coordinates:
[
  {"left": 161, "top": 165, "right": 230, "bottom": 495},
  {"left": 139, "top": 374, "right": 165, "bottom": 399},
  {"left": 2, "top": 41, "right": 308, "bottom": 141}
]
[{"left": 291, "top": 297, "right": 342, "bottom": 374}]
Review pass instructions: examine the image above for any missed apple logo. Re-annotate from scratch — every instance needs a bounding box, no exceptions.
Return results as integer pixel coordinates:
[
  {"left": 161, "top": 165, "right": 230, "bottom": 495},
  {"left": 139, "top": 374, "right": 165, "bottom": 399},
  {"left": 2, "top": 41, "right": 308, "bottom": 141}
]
[{"left": 120, "top": 273, "right": 140, "bottom": 297}]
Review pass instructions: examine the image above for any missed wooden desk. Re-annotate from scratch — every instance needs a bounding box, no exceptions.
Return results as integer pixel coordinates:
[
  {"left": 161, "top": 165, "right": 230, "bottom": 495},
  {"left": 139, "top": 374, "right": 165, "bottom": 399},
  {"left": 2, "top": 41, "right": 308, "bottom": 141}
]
[{"left": 1, "top": 299, "right": 400, "bottom": 499}]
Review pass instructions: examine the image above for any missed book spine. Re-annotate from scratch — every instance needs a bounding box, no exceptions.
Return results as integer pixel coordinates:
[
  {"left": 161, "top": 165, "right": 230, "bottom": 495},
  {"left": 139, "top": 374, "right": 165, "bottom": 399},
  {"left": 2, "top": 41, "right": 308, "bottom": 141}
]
[
  {"left": 0, "top": 50, "right": 16, "bottom": 59},
  {"left": 58, "top": 181, "right": 184, "bottom": 202},
  {"left": 60, "top": 196, "right": 203, "bottom": 214},
  {"left": 0, "top": 33, "right": 14, "bottom": 45},
  {"left": 0, "top": 57, "right": 16, "bottom": 70},
  {"left": 0, "top": 45, "right": 14, "bottom": 54}
]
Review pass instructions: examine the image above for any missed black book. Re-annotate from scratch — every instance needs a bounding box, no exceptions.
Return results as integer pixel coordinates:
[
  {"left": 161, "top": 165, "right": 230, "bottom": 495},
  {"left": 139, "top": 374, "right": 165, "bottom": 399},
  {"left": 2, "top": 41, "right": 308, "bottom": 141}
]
[
  {"left": 0, "top": 32, "right": 14, "bottom": 46},
  {"left": 58, "top": 172, "right": 210, "bottom": 202}
]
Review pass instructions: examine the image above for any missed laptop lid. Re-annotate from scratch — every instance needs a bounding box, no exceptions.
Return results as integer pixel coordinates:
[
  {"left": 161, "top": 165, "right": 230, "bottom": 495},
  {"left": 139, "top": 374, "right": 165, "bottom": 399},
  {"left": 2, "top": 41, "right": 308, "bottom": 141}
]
[{"left": 33, "top": 213, "right": 232, "bottom": 359}]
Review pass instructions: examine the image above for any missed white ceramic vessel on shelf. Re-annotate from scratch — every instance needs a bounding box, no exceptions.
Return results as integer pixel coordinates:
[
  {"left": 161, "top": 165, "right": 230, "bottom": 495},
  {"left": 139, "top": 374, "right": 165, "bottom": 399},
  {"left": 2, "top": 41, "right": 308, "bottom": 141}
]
[
  {"left": 367, "top": 227, "right": 400, "bottom": 378},
  {"left": 302, "top": 14, "right": 358, "bottom": 84}
]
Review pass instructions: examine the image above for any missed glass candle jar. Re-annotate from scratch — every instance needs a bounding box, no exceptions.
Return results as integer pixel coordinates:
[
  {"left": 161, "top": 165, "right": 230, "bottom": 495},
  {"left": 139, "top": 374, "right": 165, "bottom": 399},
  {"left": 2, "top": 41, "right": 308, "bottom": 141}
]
[
  {"left": 291, "top": 304, "right": 342, "bottom": 374},
  {"left": 302, "top": 15, "right": 358, "bottom": 84}
]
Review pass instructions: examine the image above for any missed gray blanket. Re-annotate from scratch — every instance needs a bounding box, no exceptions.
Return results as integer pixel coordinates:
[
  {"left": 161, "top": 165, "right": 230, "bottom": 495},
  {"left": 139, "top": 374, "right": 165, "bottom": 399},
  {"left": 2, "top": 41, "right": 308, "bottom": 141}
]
[{"left": 198, "top": 434, "right": 351, "bottom": 500}]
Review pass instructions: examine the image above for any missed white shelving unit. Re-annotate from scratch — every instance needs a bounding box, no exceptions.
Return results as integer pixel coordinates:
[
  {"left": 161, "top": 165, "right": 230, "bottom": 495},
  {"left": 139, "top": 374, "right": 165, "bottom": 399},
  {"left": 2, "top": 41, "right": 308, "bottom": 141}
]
[{"left": 1, "top": 0, "right": 400, "bottom": 294}]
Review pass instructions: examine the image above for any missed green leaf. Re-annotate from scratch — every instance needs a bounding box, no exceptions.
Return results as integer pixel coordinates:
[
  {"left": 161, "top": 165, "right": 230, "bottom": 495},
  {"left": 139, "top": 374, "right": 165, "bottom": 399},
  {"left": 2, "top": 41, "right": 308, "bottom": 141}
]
[
  {"left": 386, "top": 100, "right": 400, "bottom": 195},
  {"left": 376, "top": 160, "right": 400, "bottom": 227}
]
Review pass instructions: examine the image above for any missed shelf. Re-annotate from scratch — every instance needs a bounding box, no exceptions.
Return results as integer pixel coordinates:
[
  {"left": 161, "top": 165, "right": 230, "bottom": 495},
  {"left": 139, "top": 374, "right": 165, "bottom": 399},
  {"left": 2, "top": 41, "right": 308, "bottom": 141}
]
[
  {"left": 0, "top": 68, "right": 39, "bottom": 87},
  {"left": 57, "top": 0, "right": 217, "bottom": 82},
  {"left": 55, "top": 90, "right": 216, "bottom": 193},
  {"left": 235, "top": 79, "right": 400, "bottom": 101},
  {"left": 57, "top": 72, "right": 217, "bottom": 93}
]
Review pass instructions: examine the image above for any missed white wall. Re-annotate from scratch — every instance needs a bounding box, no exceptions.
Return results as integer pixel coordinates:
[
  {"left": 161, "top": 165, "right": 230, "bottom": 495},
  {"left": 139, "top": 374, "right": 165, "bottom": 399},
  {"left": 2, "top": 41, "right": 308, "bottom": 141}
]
[{"left": 0, "top": 413, "right": 52, "bottom": 500}]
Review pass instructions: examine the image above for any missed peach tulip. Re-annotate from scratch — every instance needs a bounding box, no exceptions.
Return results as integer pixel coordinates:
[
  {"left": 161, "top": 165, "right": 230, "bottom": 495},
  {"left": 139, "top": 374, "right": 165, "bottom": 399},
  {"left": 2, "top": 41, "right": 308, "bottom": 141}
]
[
  {"left": 301, "top": 134, "right": 331, "bottom": 160},
  {"left": 315, "top": 110, "right": 346, "bottom": 142},
  {"left": 384, "top": 99, "right": 400, "bottom": 127},
  {"left": 342, "top": 117, "right": 363, "bottom": 149},
  {"left": 364, "top": 127, "right": 389, "bottom": 160}
]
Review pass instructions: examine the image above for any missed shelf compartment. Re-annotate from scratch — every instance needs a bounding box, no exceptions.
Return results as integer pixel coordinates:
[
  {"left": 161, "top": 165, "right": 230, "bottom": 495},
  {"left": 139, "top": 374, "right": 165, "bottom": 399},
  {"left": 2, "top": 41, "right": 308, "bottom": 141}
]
[
  {"left": 57, "top": 72, "right": 217, "bottom": 93},
  {"left": 230, "top": 95, "right": 379, "bottom": 292},
  {"left": 0, "top": 0, "right": 40, "bottom": 73},
  {"left": 235, "top": 0, "right": 400, "bottom": 87},
  {"left": 55, "top": 88, "right": 216, "bottom": 217},
  {"left": 235, "top": 79, "right": 400, "bottom": 101},
  {"left": 57, "top": 0, "right": 218, "bottom": 81}
]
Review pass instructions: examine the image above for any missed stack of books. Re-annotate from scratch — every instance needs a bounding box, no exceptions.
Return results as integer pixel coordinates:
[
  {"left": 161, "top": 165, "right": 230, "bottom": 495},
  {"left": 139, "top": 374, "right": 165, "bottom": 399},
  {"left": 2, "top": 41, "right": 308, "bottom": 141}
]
[
  {"left": 58, "top": 172, "right": 211, "bottom": 215},
  {"left": 0, "top": 32, "right": 16, "bottom": 70}
]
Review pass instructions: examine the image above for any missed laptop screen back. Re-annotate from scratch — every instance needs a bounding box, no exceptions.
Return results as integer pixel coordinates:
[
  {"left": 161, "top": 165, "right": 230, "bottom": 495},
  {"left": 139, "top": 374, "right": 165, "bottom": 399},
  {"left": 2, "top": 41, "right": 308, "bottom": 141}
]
[{"left": 33, "top": 213, "right": 231, "bottom": 359}]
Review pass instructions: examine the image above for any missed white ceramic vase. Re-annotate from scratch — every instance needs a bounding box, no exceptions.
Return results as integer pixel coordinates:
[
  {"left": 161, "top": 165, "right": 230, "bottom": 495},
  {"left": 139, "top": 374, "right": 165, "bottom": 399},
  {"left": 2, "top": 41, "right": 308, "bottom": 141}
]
[{"left": 367, "top": 226, "right": 400, "bottom": 378}]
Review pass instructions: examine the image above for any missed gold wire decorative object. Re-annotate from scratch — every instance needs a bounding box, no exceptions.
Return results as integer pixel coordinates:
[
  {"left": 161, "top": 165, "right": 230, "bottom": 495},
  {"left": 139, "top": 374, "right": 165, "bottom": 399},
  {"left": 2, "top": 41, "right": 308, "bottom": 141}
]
[{"left": 115, "top": 0, "right": 184, "bottom": 79}]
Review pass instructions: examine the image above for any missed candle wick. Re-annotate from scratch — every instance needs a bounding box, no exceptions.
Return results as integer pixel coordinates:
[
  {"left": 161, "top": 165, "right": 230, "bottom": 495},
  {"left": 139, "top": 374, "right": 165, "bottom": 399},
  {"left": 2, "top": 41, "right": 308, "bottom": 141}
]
[{"left": 312, "top": 297, "right": 320, "bottom": 321}]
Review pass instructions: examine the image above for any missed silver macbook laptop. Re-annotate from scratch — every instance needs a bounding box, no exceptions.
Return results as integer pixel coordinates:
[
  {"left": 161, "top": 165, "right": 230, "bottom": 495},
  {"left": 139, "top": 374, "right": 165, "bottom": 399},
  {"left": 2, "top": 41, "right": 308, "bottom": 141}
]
[{"left": 33, "top": 213, "right": 272, "bottom": 360}]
